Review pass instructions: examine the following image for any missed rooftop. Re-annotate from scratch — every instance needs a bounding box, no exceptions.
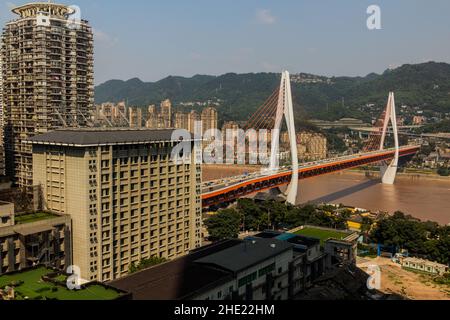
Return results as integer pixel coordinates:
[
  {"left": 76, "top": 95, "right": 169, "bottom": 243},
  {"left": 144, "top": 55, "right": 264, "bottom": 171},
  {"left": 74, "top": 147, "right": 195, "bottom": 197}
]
[
  {"left": 251, "top": 232, "right": 320, "bottom": 254},
  {"left": 14, "top": 212, "right": 59, "bottom": 225},
  {"left": 294, "top": 227, "right": 350, "bottom": 246},
  {"left": 402, "top": 257, "right": 449, "bottom": 269},
  {"left": 195, "top": 238, "right": 293, "bottom": 273},
  {"left": 0, "top": 267, "right": 125, "bottom": 300},
  {"left": 26, "top": 128, "right": 193, "bottom": 147},
  {"left": 109, "top": 240, "right": 241, "bottom": 300},
  {"left": 253, "top": 231, "right": 283, "bottom": 239}
]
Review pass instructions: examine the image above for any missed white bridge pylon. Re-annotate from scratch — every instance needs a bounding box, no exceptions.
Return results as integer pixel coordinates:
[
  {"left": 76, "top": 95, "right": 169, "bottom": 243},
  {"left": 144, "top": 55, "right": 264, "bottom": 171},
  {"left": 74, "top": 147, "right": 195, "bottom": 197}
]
[
  {"left": 379, "top": 92, "right": 400, "bottom": 184},
  {"left": 269, "top": 71, "right": 299, "bottom": 205}
]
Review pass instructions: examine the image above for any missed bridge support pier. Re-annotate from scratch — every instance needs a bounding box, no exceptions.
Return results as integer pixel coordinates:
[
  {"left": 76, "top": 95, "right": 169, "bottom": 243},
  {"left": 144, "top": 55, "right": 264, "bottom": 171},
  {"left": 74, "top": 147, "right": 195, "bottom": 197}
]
[
  {"left": 269, "top": 71, "right": 299, "bottom": 205},
  {"left": 379, "top": 92, "right": 400, "bottom": 185}
]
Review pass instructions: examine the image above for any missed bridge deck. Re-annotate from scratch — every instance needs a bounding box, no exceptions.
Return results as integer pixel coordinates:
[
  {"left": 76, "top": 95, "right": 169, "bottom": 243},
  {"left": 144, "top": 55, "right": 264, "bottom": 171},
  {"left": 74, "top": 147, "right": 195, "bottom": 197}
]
[{"left": 201, "top": 145, "right": 420, "bottom": 208}]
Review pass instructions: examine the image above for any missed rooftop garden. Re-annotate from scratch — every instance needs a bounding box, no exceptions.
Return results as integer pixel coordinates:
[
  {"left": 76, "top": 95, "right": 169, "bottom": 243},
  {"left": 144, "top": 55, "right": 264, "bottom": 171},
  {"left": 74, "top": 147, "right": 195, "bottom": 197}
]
[
  {"left": 14, "top": 212, "right": 59, "bottom": 225},
  {"left": 0, "top": 267, "right": 123, "bottom": 300},
  {"left": 295, "top": 227, "right": 349, "bottom": 246}
]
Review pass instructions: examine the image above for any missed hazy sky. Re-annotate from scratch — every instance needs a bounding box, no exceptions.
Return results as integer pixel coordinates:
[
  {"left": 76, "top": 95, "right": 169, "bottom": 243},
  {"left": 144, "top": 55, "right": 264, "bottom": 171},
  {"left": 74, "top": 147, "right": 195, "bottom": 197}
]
[{"left": 1, "top": 0, "right": 450, "bottom": 85}]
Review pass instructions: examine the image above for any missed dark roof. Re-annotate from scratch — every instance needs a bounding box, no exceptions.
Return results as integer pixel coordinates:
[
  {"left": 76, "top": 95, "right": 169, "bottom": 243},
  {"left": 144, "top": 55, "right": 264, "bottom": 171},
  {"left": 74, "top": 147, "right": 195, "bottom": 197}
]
[
  {"left": 195, "top": 238, "right": 293, "bottom": 273},
  {"left": 108, "top": 240, "right": 241, "bottom": 300},
  {"left": 253, "top": 231, "right": 283, "bottom": 239},
  {"left": 25, "top": 128, "right": 194, "bottom": 147}
]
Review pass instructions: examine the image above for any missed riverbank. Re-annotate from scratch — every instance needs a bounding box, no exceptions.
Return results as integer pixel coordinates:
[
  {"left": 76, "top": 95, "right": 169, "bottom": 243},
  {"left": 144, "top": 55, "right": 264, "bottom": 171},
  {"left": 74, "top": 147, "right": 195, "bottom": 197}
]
[
  {"left": 346, "top": 169, "right": 450, "bottom": 182},
  {"left": 202, "top": 164, "right": 450, "bottom": 183},
  {"left": 202, "top": 165, "right": 450, "bottom": 225}
]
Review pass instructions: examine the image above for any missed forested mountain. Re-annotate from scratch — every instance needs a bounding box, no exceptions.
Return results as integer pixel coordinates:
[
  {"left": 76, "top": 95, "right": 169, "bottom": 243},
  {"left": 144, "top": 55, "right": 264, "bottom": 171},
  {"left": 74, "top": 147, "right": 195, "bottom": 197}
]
[{"left": 95, "top": 62, "right": 450, "bottom": 122}]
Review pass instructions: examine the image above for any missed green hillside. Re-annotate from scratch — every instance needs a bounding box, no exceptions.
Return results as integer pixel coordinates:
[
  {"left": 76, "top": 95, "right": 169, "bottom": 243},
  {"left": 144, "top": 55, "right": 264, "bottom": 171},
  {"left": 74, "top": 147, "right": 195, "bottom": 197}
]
[{"left": 95, "top": 62, "right": 450, "bottom": 122}]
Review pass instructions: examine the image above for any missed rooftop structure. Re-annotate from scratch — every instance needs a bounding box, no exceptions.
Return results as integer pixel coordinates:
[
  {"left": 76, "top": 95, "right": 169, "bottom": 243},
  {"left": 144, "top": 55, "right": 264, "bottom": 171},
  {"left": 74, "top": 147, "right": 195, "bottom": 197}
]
[{"left": 11, "top": 3, "right": 75, "bottom": 19}]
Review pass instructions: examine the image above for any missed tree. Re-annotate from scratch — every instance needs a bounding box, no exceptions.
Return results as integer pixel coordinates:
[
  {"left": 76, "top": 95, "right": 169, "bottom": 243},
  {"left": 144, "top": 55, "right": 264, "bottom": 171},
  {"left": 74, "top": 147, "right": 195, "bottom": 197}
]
[
  {"left": 371, "top": 212, "right": 427, "bottom": 250},
  {"left": 129, "top": 257, "right": 168, "bottom": 274},
  {"left": 205, "top": 209, "right": 241, "bottom": 241},
  {"left": 437, "top": 166, "right": 449, "bottom": 177},
  {"left": 361, "top": 217, "right": 374, "bottom": 234},
  {"left": 237, "top": 199, "right": 263, "bottom": 231},
  {"left": 370, "top": 212, "right": 450, "bottom": 264}
]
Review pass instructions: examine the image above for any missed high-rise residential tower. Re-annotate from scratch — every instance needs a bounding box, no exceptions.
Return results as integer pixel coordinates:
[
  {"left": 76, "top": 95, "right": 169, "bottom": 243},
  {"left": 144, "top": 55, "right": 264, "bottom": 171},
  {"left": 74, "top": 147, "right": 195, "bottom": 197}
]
[
  {"left": 0, "top": 58, "right": 5, "bottom": 176},
  {"left": 174, "top": 111, "right": 188, "bottom": 130},
  {"left": 160, "top": 99, "right": 172, "bottom": 128},
  {"left": 1, "top": 2, "right": 94, "bottom": 192},
  {"left": 187, "top": 110, "right": 200, "bottom": 134},
  {"left": 201, "top": 107, "right": 218, "bottom": 135},
  {"left": 146, "top": 105, "right": 157, "bottom": 129}
]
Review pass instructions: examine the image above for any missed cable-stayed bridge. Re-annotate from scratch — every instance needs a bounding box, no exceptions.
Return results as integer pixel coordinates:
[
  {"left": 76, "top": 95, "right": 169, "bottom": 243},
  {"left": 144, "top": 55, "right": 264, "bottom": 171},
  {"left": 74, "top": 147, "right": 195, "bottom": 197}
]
[{"left": 201, "top": 71, "right": 421, "bottom": 208}]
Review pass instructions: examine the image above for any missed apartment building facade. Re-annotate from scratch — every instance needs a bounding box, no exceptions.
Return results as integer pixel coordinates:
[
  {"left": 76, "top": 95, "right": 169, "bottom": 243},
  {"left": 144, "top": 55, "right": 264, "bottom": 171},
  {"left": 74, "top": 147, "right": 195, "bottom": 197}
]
[
  {"left": 1, "top": 2, "right": 94, "bottom": 191},
  {"left": 129, "top": 107, "right": 143, "bottom": 128},
  {"left": 27, "top": 129, "right": 202, "bottom": 282},
  {"left": 201, "top": 107, "right": 218, "bottom": 135},
  {"left": 0, "top": 58, "right": 5, "bottom": 176},
  {"left": 160, "top": 99, "right": 172, "bottom": 128}
]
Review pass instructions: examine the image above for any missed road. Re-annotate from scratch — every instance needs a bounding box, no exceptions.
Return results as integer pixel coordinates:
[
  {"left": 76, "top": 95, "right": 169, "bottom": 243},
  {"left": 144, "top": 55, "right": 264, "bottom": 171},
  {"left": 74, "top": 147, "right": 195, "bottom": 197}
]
[{"left": 202, "top": 146, "right": 417, "bottom": 195}]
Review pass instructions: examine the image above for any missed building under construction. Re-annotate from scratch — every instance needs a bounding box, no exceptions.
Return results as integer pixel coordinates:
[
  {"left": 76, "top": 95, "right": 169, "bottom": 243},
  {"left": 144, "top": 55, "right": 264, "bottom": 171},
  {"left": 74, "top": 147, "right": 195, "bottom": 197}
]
[{"left": 1, "top": 2, "right": 94, "bottom": 192}]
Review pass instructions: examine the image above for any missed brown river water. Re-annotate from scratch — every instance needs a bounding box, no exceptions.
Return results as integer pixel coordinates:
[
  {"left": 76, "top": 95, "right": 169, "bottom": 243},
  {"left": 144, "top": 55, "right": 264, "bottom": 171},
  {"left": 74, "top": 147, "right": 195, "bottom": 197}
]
[{"left": 203, "top": 166, "right": 450, "bottom": 225}]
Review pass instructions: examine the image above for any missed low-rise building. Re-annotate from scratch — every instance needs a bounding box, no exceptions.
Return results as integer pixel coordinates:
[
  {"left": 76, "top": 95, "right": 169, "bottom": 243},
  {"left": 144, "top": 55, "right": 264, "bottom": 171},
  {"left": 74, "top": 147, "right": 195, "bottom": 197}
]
[
  {"left": 252, "top": 231, "right": 327, "bottom": 293},
  {"left": 110, "top": 238, "right": 299, "bottom": 300},
  {"left": 194, "top": 238, "right": 294, "bottom": 300},
  {"left": 400, "top": 257, "right": 448, "bottom": 276},
  {"left": 0, "top": 211, "right": 71, "bottom": 275},
  {"left": 324, "top": 239, "right": 357, "bottom": 267}
]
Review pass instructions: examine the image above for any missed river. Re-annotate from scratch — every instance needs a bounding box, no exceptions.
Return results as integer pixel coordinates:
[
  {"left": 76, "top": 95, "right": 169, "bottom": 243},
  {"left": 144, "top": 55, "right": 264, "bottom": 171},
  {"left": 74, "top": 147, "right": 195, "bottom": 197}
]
[{"left": 203, "top": 166, "right": 450, "bottom": 225}]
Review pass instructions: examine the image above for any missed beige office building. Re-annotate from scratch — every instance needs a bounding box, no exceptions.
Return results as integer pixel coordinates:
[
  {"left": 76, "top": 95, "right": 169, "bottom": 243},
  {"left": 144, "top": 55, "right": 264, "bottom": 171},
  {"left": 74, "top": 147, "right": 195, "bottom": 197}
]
[
  {"left": 1, "top": 2, "right": 94, "bottom": 192},
  {"left": 28, "top": 128, "right": 202, "bottom": 282}
]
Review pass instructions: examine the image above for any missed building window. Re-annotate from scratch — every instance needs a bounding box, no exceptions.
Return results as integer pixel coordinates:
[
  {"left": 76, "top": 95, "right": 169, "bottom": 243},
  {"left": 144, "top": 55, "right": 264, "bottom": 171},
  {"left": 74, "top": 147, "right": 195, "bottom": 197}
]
[
  {"left": 258, "top": 263, "right": 276, "bottom": 278},
  {"left": 238, "top": 272, "right": 257, "bottom": 288}
]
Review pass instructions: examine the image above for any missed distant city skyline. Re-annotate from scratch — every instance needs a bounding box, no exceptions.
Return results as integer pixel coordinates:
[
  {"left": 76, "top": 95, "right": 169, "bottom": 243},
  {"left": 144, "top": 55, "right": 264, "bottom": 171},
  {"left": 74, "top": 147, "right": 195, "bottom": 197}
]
[{"left": 1, "top": 0, "right": 450, "bottom": 85}]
